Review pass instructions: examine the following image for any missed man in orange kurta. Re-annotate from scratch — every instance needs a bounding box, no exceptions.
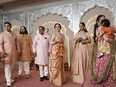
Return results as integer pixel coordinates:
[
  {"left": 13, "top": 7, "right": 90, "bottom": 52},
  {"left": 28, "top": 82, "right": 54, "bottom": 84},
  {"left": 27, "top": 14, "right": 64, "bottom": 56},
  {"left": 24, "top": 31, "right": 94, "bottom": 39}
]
[
  {"left": 17, "top": 26, "right": 32, "bottom": 79},
  {"left": 0, "top": 22, "right": 20, "bottom": 87}
]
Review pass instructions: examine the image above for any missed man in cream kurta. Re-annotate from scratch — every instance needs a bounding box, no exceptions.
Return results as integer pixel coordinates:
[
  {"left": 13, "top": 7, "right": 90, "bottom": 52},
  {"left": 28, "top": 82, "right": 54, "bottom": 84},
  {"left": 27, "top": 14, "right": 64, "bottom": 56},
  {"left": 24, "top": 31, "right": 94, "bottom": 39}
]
[
  {"left": 33, "top": 26, "right": 50, "bottom": 81},
  {"left": 0, "top": 22, "right": 20, "bottom": 87}
]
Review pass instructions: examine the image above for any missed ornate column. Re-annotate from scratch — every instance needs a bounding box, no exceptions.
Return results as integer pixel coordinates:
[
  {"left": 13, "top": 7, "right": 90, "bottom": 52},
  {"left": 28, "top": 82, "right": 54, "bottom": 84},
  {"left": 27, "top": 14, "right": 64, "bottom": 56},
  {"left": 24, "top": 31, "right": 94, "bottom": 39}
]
[{"left": 72, "top": 3, "right": 81, "bottom": 34}]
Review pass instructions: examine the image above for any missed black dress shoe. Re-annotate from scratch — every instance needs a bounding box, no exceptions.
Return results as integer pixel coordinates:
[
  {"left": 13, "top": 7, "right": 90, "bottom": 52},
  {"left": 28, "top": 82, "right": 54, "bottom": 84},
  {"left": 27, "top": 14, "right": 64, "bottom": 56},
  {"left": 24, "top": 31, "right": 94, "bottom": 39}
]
[
  {"left": 44, "top": 76, "right": 49, "bottom": 80},
  {"left": 40, "top": 77, "right": 44, "bottom": 81}
]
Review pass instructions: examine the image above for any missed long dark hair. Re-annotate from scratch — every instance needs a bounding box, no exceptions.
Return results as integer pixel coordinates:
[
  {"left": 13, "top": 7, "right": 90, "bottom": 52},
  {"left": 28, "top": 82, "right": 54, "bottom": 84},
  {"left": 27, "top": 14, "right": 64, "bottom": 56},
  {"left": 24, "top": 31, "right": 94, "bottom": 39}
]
[
  {"left": 79, "top": 22, "right": 88, "bottom": 32},
  {"left": 20, "top": 26, "right": 28, "bottom": 34},
  {"left": 93, "top": 15, "right": 105, "bottom": 43}
]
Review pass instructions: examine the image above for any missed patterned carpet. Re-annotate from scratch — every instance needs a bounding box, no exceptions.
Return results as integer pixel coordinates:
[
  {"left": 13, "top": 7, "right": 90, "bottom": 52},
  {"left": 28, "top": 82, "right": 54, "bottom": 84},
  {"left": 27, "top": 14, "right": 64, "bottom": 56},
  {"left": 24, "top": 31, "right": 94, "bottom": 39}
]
[{"left": 0, "top": 63, "right": 81, "bottom": 87}]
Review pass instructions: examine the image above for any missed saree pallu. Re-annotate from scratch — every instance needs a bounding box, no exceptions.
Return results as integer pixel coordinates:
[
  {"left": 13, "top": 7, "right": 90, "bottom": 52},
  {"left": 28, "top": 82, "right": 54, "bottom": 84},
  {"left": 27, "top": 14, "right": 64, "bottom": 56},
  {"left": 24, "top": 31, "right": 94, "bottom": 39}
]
[
  {"left": 49, "top": 43, "right": 65, "bottom": 86},
  {"left": 82, "top": 41, "right": 116, "bottom": 87}
]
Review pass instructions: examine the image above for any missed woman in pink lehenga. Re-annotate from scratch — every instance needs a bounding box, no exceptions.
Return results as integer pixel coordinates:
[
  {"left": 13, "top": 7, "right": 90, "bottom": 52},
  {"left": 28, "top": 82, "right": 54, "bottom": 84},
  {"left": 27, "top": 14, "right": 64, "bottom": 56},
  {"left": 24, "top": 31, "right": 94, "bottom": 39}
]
[
  {"left": 72, "top": 22, "right": 91, "bottom": 84},
  {"left": 49, "top": 23, "right": 65, "bottom": 86},
  {"left": 82, "top": 18, "right": 116, "bottom": 87}
]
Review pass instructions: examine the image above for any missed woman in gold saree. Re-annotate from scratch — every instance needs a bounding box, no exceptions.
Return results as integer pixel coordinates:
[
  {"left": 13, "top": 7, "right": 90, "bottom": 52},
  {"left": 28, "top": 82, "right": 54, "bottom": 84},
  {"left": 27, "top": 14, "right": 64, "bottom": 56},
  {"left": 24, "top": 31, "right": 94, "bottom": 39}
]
[{"left": 49, "top": 23, "right": 65, "bottom": 86}]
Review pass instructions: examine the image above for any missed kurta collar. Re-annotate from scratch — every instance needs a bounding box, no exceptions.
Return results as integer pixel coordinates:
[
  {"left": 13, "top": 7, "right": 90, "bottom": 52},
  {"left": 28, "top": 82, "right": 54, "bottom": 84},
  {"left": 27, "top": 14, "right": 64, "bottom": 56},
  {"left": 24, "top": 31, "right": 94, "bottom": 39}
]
[
  {"left": 5, "top": 30, "right": 13, "bottom": 35},
  {"left": 38, "top": 33, "right": 45, "bottom": 36}
]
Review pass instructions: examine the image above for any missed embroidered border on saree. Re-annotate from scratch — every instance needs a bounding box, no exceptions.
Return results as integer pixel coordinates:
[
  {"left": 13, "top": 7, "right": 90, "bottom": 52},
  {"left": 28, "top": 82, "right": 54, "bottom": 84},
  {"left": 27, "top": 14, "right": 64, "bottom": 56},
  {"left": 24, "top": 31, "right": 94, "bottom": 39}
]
[{"left": 90, "top": 41, "right": 116, "bottom": 84}]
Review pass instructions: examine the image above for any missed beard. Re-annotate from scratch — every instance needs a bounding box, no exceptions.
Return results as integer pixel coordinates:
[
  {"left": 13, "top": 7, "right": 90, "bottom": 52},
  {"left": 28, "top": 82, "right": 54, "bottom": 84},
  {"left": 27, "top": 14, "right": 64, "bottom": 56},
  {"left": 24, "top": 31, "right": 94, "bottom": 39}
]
[{"left": 20, "top": 32, "right": 25, "bottom": 34}]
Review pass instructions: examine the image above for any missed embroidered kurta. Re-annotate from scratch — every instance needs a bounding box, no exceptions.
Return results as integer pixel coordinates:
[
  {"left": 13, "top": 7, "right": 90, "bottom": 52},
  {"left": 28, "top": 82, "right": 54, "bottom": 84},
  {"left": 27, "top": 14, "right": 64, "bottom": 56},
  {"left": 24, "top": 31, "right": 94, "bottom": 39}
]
[
  {"left": 0, "top": 31, "right": 20, "bottom": 64},
  {"left": 17, "top": 34, "right": 33, "bottom": 62},
  {"left": 33, "top": 34, "right": 50, "bottom": 65}
]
